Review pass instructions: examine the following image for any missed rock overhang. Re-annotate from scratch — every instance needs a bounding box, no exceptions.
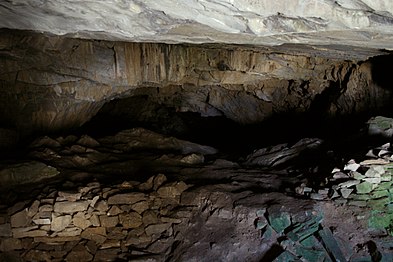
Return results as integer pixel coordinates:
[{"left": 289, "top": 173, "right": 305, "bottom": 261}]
[{"left": 1, "top": 0, "right": 393, "bottom": 52}]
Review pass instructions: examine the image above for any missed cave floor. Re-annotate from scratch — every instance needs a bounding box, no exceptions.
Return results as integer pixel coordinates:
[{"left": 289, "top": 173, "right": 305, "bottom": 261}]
[{"left": 1, "top": 126, "right": 393, "bottom": 262}]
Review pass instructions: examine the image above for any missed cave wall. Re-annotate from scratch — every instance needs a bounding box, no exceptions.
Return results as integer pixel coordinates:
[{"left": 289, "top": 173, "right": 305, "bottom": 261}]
[{"left": 0, "top": 30, "right": 392, "bottom": 135}]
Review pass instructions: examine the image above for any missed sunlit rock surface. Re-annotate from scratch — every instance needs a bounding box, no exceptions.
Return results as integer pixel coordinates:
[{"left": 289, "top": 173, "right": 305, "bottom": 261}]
[{"left": 0, "top": 0, "right": 393, "bottom": 49}]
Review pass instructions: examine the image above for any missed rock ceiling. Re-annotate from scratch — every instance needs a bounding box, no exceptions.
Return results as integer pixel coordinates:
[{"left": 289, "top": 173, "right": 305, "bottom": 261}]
[{"left": 1, "top": 0, "right": 393, "bottom": 50}]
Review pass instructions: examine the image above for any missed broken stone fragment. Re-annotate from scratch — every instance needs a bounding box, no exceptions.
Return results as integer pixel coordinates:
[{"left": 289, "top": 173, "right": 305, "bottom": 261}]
[
  {"left": 81, "top": 227, "right": 107, "bottom": 244},
  {"left": 157, "top": 182, "right": 188, "bottom": 198},
  {"left": 153, "top": 174, "right": 167, "bottom": 190},
  {"left": 99, "top": 215, "right": 119, "bottom": 228},
  {"left": 55, "top": 227, "right": 82, "bottom": 237},
  {"left": 131, "top": 201, "right": 150, "bottom": 214},
  {"left": 0, "top": 161, "right": 59, "bottom": 188},
  {"left": 101, "top": 239, "right": 121, "bottom": 249},
  {"left": 10, "top": 209, "right": 31, "bottom": 228},
  {"left": 352, "top": 171, "right": 366, "bottom": 180},
  {"left": 12, "top": 228, "right": 47, "bottom": 238},
  {"left": 107, "top": 205, "right": 123, "bottom": 216},
  {"left": 57, "top": 191, "right": 82, "bottom": 202},
  {"left": 338, "top": 180, "right": 360, "bottom": 188},
  {"left": 365, "top": 166, "right": 385, "bottom": 177},
  {"left": 108, "top": 192, "right": 146, "bottom": 205},
  {"left": 145, "top": 223, "right": 172, "bottom": 236},
  {"left": 180, "top": 153, "right": 204, "bottom": 164},
  {"left": 138, "top": 176, "right": 155, "bottom": 191},
  {"left": 27, "top": 200, "right": 40, "bottom": 218},
  {"left": 119, "top": 212, "right": 142, "bottom": 229},
  {"left": 89, "top": 214, "right": 101, "bottom": 227},
  {"left": 344, "top": 161, "right": 360, "bottom": 172},
  {"left": 142, "top": 210, "right": 159, "bottom": 225},
  {"left": 356, "top": 181, "right": 373, "bottom": 194},
  {"left": 73, "top": 216, "right": 92, "bottom": 230},
  {"left": 160, "top": 217, "right": 182, "bottom": 224},
  {"left": 33, "top": 218, "right": 51, "bottom": 225},
  {"left": 51, "top": 215, "right": 72, "bottom": 231},
  {"left": 340, "top": 188, "right": 353, "bottom": 199},
  {"left": 53, "top": 201, "right": 89, "bottom": 214},
  {"left": 364, "top": 177, "right": 382, "bottom": 184},
  {"left": 360, "top": 159, "right": 390, "bottom": 165},
  {"left": 95, "top": 200, "right": 109, "bottom": 212},
  {"left": 125, "top": 234, "right": 152, "bottom": 248}
]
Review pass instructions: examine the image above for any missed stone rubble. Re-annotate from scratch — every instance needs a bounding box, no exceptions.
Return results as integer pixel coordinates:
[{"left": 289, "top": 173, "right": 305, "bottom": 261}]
[{"left": 0, "top": 174, "right": 194, "bottom": 261}]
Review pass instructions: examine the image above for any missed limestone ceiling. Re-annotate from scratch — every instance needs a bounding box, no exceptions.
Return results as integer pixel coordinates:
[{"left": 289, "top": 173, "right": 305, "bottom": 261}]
[{"left": 1, "top": 0, "right": 393, "bottom": 50}]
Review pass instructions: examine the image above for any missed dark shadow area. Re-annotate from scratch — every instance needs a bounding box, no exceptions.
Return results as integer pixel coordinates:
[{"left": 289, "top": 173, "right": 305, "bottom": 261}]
[{"left": 370, "top": 54, "right": 393, "bottom": 90}]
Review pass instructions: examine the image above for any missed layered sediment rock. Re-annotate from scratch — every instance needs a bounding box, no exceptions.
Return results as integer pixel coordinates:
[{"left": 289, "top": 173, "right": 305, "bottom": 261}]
[{"left": 1, "top": 30, "right": 392, "bottom": 136}]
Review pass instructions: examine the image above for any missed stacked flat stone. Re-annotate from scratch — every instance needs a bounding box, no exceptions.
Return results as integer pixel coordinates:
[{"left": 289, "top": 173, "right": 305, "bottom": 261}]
[{"left": 0, "top": 174, "right": 193, "bottom": 261}]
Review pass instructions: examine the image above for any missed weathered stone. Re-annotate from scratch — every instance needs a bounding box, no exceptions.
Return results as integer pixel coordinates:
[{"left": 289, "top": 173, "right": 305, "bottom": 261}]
[
  {"left": 66, "top": 244, "right": 93, "bottom": 262},
  {"left": 57, "top": 191, "right": 82, "bottom": 202},
  {"left": 108, "top": 193, "right": 146, "bottom": 205},
  {"left": 364, "top": 177, "right": 382, "bottom": 184},
  {"left": 89, "top": 214, "right": 101, "bottom": 227},
  {"left": 34, "top": 236, "right": 80, "bottom": 243},
  {"left": 78, "top": 183, "right": 100, "bottom": 195},
  {"left": 367, "top": 166, "right": 386, "bottom": 176},
  {"left": 119, "top": 212, "right": 142, "bottom": 229},
  {"left": 338, "top": 180, "right": 360, "bottom": 188},
  {"left": 89, "top": 196, "right": 100, "bottom": 208},
  {"left": 56, "top": 227, "right": 82, "bottom": 237},
  {"left": 33, "top": 218, "right": 51, "bottom": 225},
  {"left": 160, "top": 217, "right": 182, "bottom": 224},
  {"left": 131, "top": 201, "right": 150, "bottom": 214},
  {"left": 344, "top": 162, "right": 360, "bottom": 172},
  {"left": 51, "top": 215, "right": 72, "bottom": 232},
  {"left": 107, "top": 206, "right": 123, "bottom": 216},
  {"left": 0, "top": 161, "right": 59, "bottom": 187},
  {"left": 138, "top": 176, "right": 155, "bottom": 191},
  {"left": 142, "top": 210, "right": 159, "bottom": 226},
  {"left": 27, "top": 200, "right": 40, "bottom": 217},
  {"left": 34, "top": 211, "right": 52, "bottom": 219},
  {"left": 145, "top": 223, "right": 172, "bottom": 236},
  {"left": 13, "top": 228, "right": 47, "bottom": 238},
  {"left": 73, "top": 216, "right": 92, "bottom": 230},
  {"left": 340, "top": 188, "right": 353, "bottom": 199},
  {"left": 10, "top": 209, "right": 30, "bottom": 228},
  {"left": 7, "top": 200, "right": 29, "bottom": 216},
  {"left": 95, "top": 201, "right": 109, "bottom": 212},
  {"left": 99, "top": 215, "right": 119, "bottom": 228},
  {"left": 0, "top": 238, "right": 22, "bottom": 252},
  {"left": 153, "top": 174, "right": 167, "bottom": 191},
  {"left": 125, "top": 234, "right": 152, "bottom": 248},
  {"left": 0, "top": 223, "right": 12, "bottom": 237},
  {"left": 180, "top": 191, "right": 200, "bottom": 206},
  {"left": 101, "top": 239, "right": 121, "bottom": 249},
  {"left": 54, "top": 201, "right": 89, "bottom": 213},
  {"left": 81, "top": 227, "right": 106, "bottom": 244},
  {"left": 86, "top": 240, "right": 98, "bottom": 254},
  {"left": 39, "top": 204, "right": 54, "bottom": 212},
  {"left": 356, "top": 182, "right": 373, "bottom": 194},
  {"left": 107, "top": 227, "right": 127, "bottom": 240},
  {"left": 181, "top": 153, "right": 204, "bottom": 164}
]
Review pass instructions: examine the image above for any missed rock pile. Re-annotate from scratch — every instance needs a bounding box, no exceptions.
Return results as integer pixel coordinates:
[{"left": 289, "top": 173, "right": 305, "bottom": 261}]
[{"left": 0, "top": 174, "right": 194, "bottom": 261}]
